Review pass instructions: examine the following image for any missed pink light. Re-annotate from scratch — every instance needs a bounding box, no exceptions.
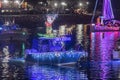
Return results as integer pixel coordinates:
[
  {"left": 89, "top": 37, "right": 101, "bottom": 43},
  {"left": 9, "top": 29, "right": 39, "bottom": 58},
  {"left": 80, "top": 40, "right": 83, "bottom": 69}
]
[{"left": 94, "top": 26, "right": 120, "bottom": 31}]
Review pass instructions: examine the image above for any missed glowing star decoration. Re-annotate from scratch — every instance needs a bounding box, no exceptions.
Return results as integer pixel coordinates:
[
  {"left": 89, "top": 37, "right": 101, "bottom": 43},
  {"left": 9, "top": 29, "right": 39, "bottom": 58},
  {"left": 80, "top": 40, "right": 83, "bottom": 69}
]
[{"left": 45, "top": 14, "right": 58, "bottom": 34}]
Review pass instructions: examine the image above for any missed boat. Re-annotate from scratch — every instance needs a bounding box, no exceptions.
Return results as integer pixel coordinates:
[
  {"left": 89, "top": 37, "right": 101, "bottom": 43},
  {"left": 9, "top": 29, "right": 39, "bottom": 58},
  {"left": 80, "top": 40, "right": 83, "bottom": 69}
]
[
  {"left": 91, "top": 0, "right": 120, "bottom": 32},
  {"left": 25, "top": 50, "right": 87, "bottom": 66},
  {"left": 25, "top": 35, "right": 87, "bottom": 66},
  {"left": 89, "top": 0, "right": 120, "bottom": 60},
  {"left": 0, "top": 23, "right": 29, "bottom": 41},
  {"left": 0, "top": 21, "right": 29, "bottom": 58}
]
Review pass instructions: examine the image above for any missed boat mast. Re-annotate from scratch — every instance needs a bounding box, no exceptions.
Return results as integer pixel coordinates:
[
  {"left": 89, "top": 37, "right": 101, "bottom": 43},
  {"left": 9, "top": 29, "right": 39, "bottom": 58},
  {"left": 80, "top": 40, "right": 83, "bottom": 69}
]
[{"left": 103, "top": 0, "right": 114, "bottom": 20}]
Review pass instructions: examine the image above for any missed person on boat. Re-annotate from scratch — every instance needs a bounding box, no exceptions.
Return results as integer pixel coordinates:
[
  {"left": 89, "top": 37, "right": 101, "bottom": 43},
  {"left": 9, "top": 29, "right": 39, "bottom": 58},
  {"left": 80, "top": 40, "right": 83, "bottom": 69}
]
[
  {"left": 2, "top": 46, "right": 10, "bottom": 62},
  {"left": 3, "top": 46, "right": 9, "bottom": 56},
  {"left": 96, "top": 16, "right": 101, "bottom": 26}
]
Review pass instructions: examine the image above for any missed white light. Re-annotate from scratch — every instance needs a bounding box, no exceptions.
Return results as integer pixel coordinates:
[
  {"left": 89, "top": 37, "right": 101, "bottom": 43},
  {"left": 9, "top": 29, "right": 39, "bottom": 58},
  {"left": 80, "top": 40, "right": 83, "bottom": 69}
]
[
  {"left": 91, "top": 23, "right": 95, "bottom": 26},
  {"left": 1, "top": 10, "right": 4, "bottom": 13},
  {"left": 86, "top": 2, "right": 89, "bottom": 5},
  {"left": 46, "top": 8, "right": 49, "bottom": 12},
  {"left": 54, "top": 3, "right": 58, "bottom": 7},
  {"left": 38, "top": 2, "right": 43, "bottom": 4},
  {"left": 6, "top": 21, "right": 9, "bottom": 26},
  {"left": 3, "top": 0, "right": 8, "bottom": 3},
  {"left": 61, "top": 2, "right": 67, "bottom": 6},
  {"left": 39, "top": 2, "right": 43, "bottom": 4},
  {"left": 65, "top": 9, "right": 69, "bottom": 11},
  {"left": 79, "top": 3, "right": 83, "bottom": 6},
  {"left": 15, "top": 0, "right": 20, "bottom": 4}
]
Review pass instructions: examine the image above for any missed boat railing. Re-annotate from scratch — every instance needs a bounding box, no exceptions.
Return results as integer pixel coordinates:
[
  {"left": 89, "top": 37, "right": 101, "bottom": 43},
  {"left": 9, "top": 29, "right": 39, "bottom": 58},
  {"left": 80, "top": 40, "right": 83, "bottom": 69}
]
[
  {"left": 91, "top": 25, "right": 120, "bottom": 32},
  {"left": 0, "top": 29, "right": 28, "bottom": 34}
]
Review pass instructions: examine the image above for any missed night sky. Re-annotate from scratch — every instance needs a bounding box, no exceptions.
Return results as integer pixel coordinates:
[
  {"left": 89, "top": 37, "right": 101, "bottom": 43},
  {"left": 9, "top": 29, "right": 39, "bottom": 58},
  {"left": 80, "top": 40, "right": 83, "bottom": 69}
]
[
  {"left": 25, "top": 0, "right": 120, "bottom": 20},
  {"left": 0, "top": 0, "right": 120, "bottom": 28},
  {"left": 88, "top": 0, "right": 120, "bottom": 19}
]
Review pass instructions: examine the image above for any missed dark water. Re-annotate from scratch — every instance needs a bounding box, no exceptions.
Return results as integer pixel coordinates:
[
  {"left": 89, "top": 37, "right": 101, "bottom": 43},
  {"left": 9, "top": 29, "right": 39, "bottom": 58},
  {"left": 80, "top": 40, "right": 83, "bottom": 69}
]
[
  {"left": 0, "top": 61, "right": 120, "bottom": 80},
  {"left": 0, "top": 32, "right": 120, "bottom": 80}
]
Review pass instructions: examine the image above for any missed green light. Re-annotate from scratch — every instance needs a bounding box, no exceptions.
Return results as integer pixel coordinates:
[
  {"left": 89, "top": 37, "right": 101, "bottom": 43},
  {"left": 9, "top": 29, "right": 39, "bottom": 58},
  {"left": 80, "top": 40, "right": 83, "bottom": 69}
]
[
  {"left": 22, "top": 32, "right": 26, "bottom": 35},
  {"left": 37, "top": 33, "right": 55, "bottom": 38},
  {"left": 22, "top": 43, "right": 25, "bottom": 57}
]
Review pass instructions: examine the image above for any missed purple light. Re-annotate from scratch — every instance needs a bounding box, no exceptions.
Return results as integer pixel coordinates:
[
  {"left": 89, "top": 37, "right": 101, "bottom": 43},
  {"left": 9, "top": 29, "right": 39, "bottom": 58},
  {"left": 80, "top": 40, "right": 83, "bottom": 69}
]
[
  {"left": 90, "top": 32, "right": 120, "bottom": 61},
  {"left": 94, "top": 26, "right": 120, "bottom": 31},
  {"left": 103, "top": 0, "right": 114, "bottom": 20}
]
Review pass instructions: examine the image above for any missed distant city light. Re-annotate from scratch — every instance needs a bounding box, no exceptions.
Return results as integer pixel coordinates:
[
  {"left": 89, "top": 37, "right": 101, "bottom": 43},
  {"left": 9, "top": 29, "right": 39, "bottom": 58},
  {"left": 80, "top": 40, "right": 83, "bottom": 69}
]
[
  {"left": 22, "top": 32, "right": 26, "bottom": 35},
  {"left": 46, "top": 8, "right": 49, "bottom": 12},
  {"left": 38, "top": 2, "right": 43, "bottom": 4},
  {"left": 91, "top": 23, "right": 95, "bottom": 26},
  {"left": 86, "top": 2, "right": 89, "bottom": 5},
  {"left": 79, "top": 3, "right": 83, "bottom": 6},
  {"left": 54, "top": 3, "right": 58, "bottom": 7},
  {"left": 61, "top": 2, "right": 67, "bottom": 6},
  {"left": 1, "top": 10, "right": 4, "bottom": 13},
  {"left": 40, "top": 2, "right": 43, "bottom": 4},
  {"left": 3, "top": 0, "right": 8, "bottom": 3},
  {"left": 6, "top": 10, "right": 8, "bottom": 12},
  {"left": 65, "top": 8, "right": 69, "bottom": 11},
  {"left": 15, "top": 0, "right": 20, "bottom": 4}
]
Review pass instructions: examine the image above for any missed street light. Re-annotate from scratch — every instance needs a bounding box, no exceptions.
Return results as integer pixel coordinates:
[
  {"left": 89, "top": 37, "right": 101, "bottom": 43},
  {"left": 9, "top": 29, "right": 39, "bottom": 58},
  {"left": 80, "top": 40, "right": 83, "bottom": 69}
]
[
  {"left": 79, "top": 3, "right": 83, "bottom": 6},
  {"left": 61, "top": 2, "right": 67, "bottom": 14},
  {"left": 15, "top": 0, "right": 20, "bottom": 4},
  {"left": 54, "top": 3, "right": 58, "bottom": 7},
  {"left": 38, "top": 2, "right": 43, "bottom": 4},
  {"left": 86, "top": 2, "right": 89, "bottom": 5},
  {"left": 40, "top": 2, "right": 43, "bottom": 4},
  {"left": 61, "top": 2, "right": 67, "bottom": 6},
  {"left": 3, "top": 0, "right": 8, "bottom": 3}
]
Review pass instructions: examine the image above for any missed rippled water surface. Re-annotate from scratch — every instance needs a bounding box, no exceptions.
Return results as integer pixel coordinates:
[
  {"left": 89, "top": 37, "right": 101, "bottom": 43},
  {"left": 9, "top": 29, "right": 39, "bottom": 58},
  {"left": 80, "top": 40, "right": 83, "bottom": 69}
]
[
  {"left": 0, "top": 32, "right": 120, "bottom": 80},
  {"left": 90, "top": 32, "right": 120, "bottom": 61},
  {"left": 0, "top": 61, "right": 120, "bottom": 80}
]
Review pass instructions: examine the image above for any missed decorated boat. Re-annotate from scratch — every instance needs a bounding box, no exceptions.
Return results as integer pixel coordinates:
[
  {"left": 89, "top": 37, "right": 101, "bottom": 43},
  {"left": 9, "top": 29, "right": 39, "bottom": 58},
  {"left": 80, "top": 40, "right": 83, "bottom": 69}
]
[{"left": 25, "top": 34, "right": 87, "bottom": 66}]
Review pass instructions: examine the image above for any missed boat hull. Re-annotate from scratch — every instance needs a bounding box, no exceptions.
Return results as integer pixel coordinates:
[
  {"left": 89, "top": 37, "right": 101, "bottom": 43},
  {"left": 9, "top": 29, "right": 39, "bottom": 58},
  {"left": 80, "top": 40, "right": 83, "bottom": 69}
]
[{"left": 25, "top": 51, "right": 87, "bottom": 65}]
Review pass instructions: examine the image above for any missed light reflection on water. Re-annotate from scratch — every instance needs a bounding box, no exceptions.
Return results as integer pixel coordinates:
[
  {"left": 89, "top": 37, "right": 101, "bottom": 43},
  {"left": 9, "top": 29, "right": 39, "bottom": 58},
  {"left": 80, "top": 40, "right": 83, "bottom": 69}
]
[
  {"left": 26, "top": 64, "right": 88, "bottom": 80},
  {"left": 26, "top": 61, "right": 120, "bottom": 80},
  {"left": 88, "top": 31, "right": 120, "bottom": 79},
  {"left": 25, "top": 31, "right": 120, "bottom": 80},
  {"left": 1, "top": 32, "right": 120, "bottom": 80},
  {"left": 0, "top": 61, "right": 120, "bottom": 80},
  {"left": 90, "top": 32, "right": 120, "bottom": 61},
  {"left": 90, "top": 61, "right": 120, "bottom": 80}
]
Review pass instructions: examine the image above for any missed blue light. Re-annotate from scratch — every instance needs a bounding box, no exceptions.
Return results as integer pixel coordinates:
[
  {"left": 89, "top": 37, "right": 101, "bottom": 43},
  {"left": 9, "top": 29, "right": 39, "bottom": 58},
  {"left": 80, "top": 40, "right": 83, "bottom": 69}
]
[
  {"left": 0, "top": 27, "right": 2, "bottom": 30},
  {"left": 26, "top": 63, "right": 88, "bottom": 80},
  {"left": 25, "top": 50, "right": 87, "bottom": 64},
  {"left": 55, "top": 37, "right": 71, "bottom": 41}
]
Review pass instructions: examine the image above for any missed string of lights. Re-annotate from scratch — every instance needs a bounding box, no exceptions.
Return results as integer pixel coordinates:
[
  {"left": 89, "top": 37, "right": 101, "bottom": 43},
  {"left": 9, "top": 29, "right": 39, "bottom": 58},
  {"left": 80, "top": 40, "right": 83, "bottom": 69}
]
[{"left": 0, "top": 0, "right": 90, "bottom": 15}]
